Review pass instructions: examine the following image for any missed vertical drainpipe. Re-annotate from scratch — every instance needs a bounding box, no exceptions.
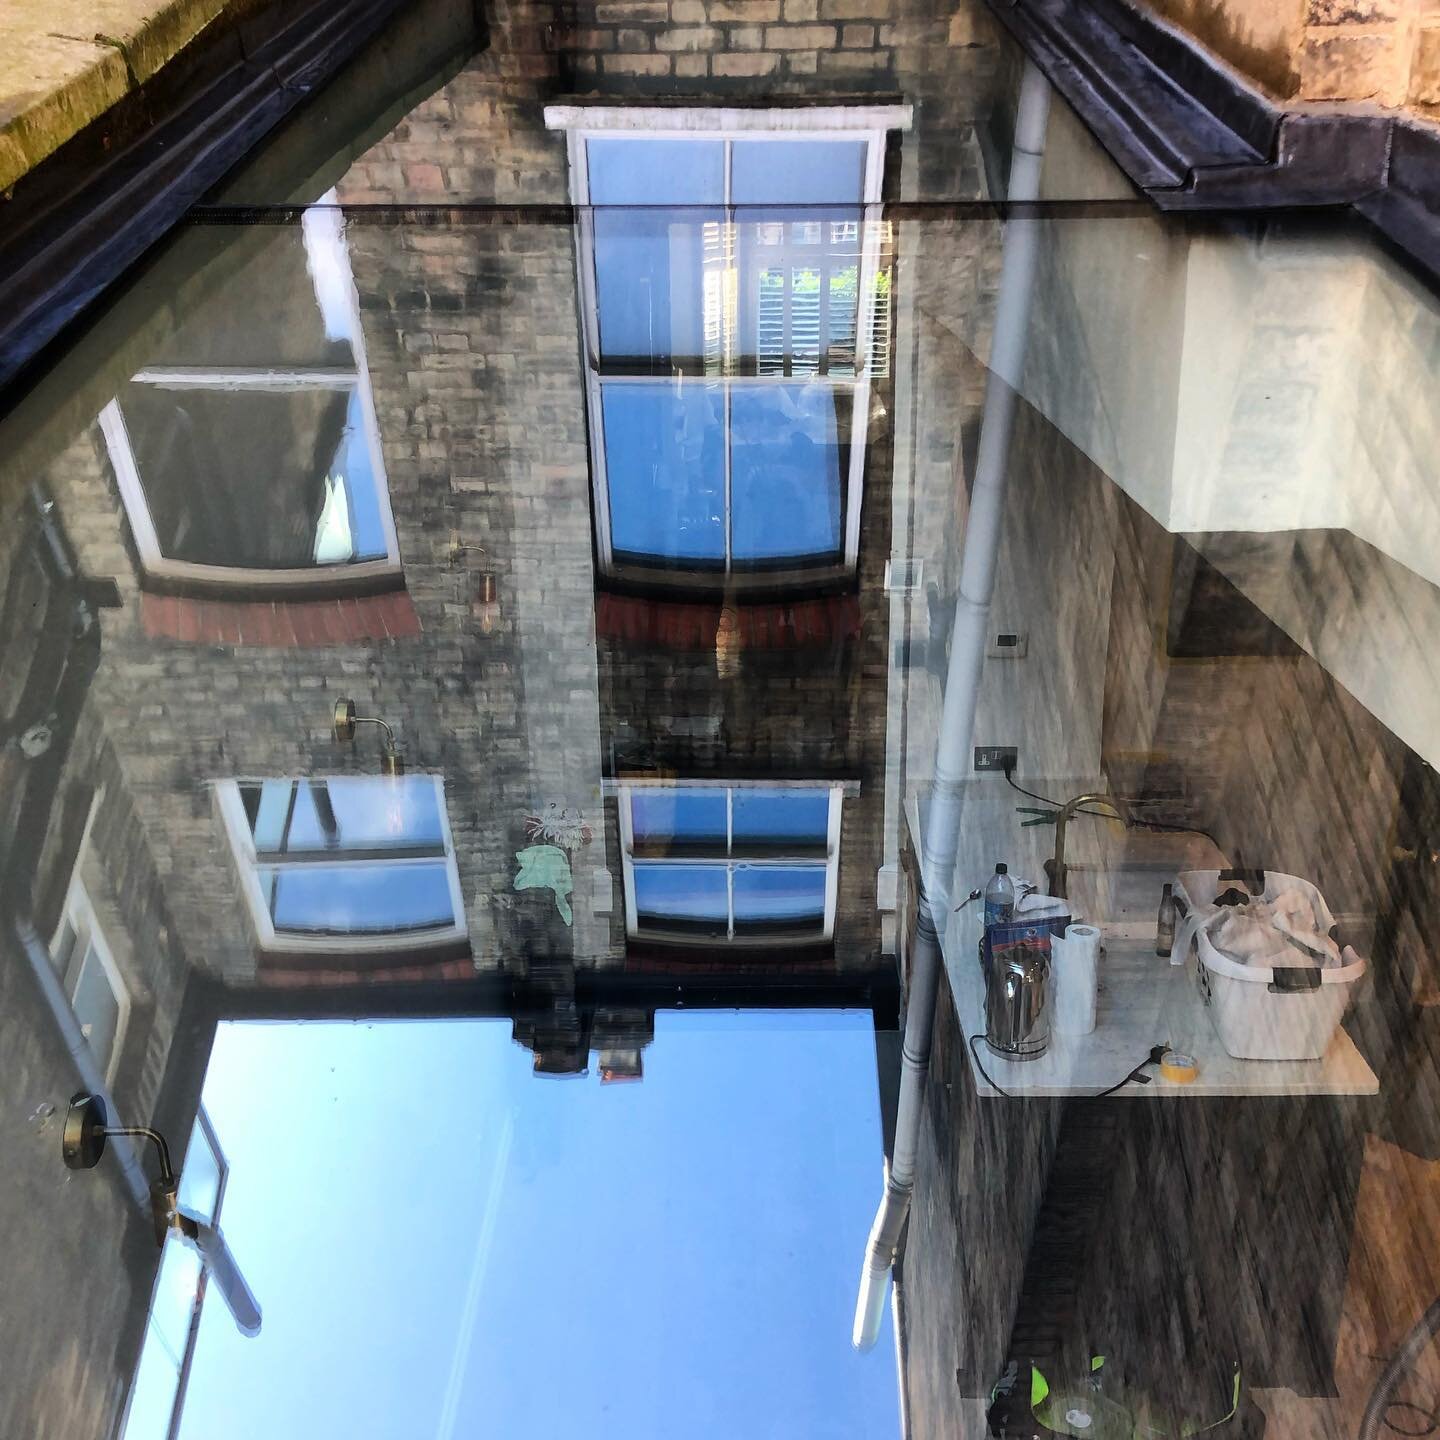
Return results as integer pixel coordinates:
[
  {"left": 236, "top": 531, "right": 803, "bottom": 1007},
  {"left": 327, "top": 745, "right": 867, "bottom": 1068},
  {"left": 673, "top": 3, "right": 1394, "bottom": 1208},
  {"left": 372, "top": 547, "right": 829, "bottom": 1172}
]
[
  {"left": 6, "top": 489, "right": 151, "bottom": 1214},
  {"left": 16, "top": 917, "right": 151, "bottom": 1211},
  {"left": 853, "top": 58, "right": 1052, "bottom": 1352}
]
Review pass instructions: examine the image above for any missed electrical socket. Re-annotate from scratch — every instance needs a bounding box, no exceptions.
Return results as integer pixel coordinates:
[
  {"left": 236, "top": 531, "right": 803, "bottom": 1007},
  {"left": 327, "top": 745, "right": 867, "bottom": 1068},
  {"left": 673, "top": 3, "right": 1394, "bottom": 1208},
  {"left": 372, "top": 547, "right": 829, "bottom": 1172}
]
[
  {"left": 974, "top": 745, "right": 1018, "bottom": 773},
  {"left": 986, "top": 629, "right": 1029, "bottom": 659}
]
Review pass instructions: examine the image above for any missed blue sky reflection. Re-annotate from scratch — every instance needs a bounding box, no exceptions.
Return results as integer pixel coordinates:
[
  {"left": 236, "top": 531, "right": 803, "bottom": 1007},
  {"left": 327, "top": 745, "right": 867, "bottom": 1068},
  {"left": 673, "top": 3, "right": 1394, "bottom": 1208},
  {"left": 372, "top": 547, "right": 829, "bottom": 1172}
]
[{"left": 178, "top": 1012, "right": 899, "bottom": 1439}]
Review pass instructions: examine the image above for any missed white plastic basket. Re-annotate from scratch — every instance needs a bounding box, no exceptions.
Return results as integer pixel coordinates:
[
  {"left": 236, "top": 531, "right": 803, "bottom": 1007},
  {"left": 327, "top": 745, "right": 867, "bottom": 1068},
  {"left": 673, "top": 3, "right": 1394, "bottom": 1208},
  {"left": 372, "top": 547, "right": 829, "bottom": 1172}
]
[{"left": 1175, "top": 870, "right": 1367, "bottom": 1061}]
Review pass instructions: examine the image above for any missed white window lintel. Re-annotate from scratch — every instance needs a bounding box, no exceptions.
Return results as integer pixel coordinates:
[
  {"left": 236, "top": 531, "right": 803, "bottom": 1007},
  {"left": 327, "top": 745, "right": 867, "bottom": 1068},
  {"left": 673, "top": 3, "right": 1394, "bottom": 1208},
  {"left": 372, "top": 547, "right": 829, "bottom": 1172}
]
[{"left": 544, "top": 104, "right": 913, "bottom": 135}]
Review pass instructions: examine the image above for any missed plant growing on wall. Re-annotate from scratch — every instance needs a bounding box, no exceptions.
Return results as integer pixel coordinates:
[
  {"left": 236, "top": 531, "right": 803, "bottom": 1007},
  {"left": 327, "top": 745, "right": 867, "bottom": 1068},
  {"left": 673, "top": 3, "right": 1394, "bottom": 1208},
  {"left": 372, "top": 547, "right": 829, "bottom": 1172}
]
[{"left": 523, "top": 801, "right": 592, "bottom": 853}]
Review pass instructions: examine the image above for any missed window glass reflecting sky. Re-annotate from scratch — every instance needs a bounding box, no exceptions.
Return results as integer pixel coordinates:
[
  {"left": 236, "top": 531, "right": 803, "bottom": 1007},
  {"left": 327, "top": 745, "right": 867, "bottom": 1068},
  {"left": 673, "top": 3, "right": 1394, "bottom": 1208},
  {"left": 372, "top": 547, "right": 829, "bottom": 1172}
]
[{"left": 177, "top": 1015, "right": 898, "bottom": 1440}]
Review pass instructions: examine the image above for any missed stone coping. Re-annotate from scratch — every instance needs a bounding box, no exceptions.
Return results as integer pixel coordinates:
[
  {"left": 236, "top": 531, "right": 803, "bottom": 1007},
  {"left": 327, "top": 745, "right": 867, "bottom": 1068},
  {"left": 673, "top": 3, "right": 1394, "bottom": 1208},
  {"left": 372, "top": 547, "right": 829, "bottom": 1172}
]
[
  {"left": 0, "top": 0, "right": 231, "bottom": 193},
  {"left": 989, "top": 0, "right": 1440, "bottom": 288}
]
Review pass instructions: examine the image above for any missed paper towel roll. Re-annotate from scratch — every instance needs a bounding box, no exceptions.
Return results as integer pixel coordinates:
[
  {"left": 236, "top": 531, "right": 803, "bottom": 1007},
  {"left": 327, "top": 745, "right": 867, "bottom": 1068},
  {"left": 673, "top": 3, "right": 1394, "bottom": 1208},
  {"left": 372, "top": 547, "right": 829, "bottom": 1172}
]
[{"left": 1051, "top": 924, "right": 1100, "bottom": 1035}]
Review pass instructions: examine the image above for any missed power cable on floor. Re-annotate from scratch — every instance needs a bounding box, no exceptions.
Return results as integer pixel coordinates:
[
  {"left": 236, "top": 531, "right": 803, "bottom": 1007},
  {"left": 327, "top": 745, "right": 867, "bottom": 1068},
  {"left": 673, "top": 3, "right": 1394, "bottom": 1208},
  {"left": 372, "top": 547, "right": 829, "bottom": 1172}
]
[{"left": 968, "top": 1033, "right": 1158, "bottom": 1100}]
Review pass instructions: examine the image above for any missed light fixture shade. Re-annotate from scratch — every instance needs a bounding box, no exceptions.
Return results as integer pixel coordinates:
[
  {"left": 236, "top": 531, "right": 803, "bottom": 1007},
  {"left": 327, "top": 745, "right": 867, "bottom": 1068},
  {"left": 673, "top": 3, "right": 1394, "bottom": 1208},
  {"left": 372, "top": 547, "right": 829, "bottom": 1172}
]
[
  {"left": 715, "top": 601, "right": 741, "bottom": 679},
  {"left": 333, "top": 698, "right": 357, "bottom": 743},
  {"left": 381, "top": 746, "right": 406, "bottom": 777},
  {"left": 469, "top": 572, "right": 501, "bottom": 634}
]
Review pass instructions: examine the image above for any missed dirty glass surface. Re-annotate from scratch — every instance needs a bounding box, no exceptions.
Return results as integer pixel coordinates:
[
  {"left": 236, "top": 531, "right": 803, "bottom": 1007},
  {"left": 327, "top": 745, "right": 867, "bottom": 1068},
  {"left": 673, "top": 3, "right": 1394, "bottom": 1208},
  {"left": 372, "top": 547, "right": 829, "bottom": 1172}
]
[{"left": 3, "top": 3, "right": 1440, "bottom": 1439}]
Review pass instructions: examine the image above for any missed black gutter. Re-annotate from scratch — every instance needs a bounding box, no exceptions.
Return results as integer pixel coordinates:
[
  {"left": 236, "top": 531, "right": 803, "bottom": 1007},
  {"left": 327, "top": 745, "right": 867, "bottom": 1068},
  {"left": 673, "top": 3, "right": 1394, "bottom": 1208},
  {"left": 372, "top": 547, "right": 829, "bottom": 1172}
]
[
  {"left": 986, "top": 0, "right": 1440, "bottom": 284},
  {"left": 220, "top": 967, "right": 902, "bottom": 1023},
  {"left": 0, "top": 0, "right": 428, "bottom": 398}
]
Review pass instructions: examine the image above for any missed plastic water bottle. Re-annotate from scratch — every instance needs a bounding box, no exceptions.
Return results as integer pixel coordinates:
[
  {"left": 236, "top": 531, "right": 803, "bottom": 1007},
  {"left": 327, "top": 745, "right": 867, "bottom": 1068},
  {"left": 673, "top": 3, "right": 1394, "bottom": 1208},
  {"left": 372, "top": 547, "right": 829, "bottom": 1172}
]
[{"left": 984, "top": 863, "right": 1016, "bottom": 928}]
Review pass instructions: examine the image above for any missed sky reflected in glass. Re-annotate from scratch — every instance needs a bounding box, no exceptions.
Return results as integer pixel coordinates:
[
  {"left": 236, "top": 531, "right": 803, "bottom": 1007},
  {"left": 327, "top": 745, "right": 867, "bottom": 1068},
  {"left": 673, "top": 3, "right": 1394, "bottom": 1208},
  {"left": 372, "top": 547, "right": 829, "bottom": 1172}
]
[{"left": 177, "top": 1015, "right": 899, "bottom": 1440}]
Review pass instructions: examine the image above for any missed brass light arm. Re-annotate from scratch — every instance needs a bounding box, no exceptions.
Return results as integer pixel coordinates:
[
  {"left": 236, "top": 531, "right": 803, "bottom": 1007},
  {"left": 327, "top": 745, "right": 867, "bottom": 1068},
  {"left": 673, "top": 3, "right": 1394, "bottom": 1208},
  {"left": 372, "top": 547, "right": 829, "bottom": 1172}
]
[{"left": 331, "top": 699, "right": 405, "bottom": 775}]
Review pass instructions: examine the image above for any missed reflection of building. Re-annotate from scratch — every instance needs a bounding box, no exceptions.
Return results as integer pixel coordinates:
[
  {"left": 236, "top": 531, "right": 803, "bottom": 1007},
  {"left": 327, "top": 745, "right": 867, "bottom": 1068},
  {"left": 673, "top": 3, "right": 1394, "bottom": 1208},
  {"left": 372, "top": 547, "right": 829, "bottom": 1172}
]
[
  {"left": 8, "top": 3, "right": 1440, "bottom": 1438},
  {"left": 0, "top": 8, "right": 1014, "bottom": 1431},
  {"left": 550, "top": 110, "right": 907, "bottom": 1013},
  {"left": 123, "top": 1108, "right": 232, "bottom": 1439},
  {"left": 98, "top": 202, "right": 400, "bottom": 595},
  {"left": 551, "top": 109, "right": 903, "bottom": 594}
]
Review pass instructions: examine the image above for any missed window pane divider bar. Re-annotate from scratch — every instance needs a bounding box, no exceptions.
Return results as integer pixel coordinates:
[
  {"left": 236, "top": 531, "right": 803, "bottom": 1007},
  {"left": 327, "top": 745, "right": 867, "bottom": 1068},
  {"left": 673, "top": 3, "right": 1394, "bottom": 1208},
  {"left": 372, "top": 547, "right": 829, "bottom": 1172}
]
[
  {"left": 132, "top": 367, "right": 359, "bottom": 389},
  {"left": 630, "top": 855, "right": 828, "bottom": 868},
  {"left": 254, "top": 847, "right": 449, "bottom": 865},
  {"left": 596, "top": 372, "right": 861, "bottom": 388}
]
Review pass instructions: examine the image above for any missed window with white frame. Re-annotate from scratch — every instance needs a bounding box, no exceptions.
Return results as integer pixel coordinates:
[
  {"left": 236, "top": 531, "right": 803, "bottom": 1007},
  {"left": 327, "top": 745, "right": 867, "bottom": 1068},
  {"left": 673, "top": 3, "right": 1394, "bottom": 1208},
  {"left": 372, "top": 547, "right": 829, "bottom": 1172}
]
[
  {"left": 100, "top": 198, "right": 400, "bottom": 592},
  {"left": 216, "top": 776, "right": 466, "bottom": 954},
  {"left": 547, "top": 106, "right": 907, "bottom": 591},
  {"left": 617, "top": 783, "right": 843, "bottom": 944},
  {"left": 122, "top": 1110, "right": 227, "bottom": 1440},
  {"left": 51, "top": 877, "right": 129, "bottom": 1082}
]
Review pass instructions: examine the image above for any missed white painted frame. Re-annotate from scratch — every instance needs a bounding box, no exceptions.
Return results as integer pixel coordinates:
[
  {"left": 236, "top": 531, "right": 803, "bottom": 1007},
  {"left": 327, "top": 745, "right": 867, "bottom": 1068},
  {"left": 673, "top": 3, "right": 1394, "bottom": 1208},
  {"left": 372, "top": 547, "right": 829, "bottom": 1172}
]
[
  {"left": 100, "top": 198, "right": 402, "bottom": 594},
  {"left": 52, "top": 876, "right": 130, "bottom": 1085},
  {"left": 215, "top": 776, "right": 468, "bottom": 956},
  {"left": 121, "top": 1106, "right": 229, "bottom": 1440},
  {"left": 547, "top": 106, "right": 909, "bottom": 592},
  {"left": 616, "top": 781, "right": 844, "bottom": 946}
]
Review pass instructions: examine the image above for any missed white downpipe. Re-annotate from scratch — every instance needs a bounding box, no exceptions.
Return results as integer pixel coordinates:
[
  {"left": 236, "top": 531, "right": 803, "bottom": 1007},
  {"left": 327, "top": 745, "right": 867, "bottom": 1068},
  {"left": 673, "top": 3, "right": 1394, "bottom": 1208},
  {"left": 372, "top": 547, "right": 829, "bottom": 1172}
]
[
  {"left": 853, "top": 59, "right": 1052, "bottom": 1352},
  {"left": 18, "top": 915, "right": 265, "bottom": 1336},
  {"left": 15, "top": 916, "right": 151, "bottom": 1211}
]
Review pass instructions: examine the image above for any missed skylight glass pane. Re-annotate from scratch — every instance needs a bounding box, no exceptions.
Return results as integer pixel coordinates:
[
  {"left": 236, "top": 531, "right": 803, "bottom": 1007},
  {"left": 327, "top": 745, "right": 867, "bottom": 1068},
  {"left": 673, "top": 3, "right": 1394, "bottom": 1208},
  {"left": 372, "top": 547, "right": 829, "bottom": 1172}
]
[
  {"left": 729, "top": 385, "right": 844, "bottom": 563},
  {"left": 262, "top": 862, "right": 455, "bottom": 935},
  {"left": 141, "top": 225, "right": 351, "bottom": 368},
  {"left": 732, "top": 866, "right": 827, "bottom": 931},
  {"left": 177, "top": 1115, "right": 223, "bottom": 1223},
  {"left": 633, "top": 864, "right": 729, "bottom": 934},
  {"left": 148, "top": 1239, "right": 203, "bottom": 1369},
  {"left": 739, "top": 212, "right": 864, "bottom": 376},
  {"left": 592, "top": 212, "right": 722, "bottom": 367},
  {"left": 71, "top": 945, "right": 121, "bottom": 1074},
  {"left": 586, "top": 139, "right": 724, "bottom": 206},
  {"left": 121, "top": 1329, "right": 181, "bottom": 1440},
  {"left": 731, "top": 141, "right": 867, "bottom": 205},
  {"left": 121, "top": 385, "right": 389, "bottom": 570},
  {"left": 631, "top": 789, "right": 728, "bottom": 849},
  {"left": 588, "top": 139, "right": 725, "bottom": 369},
  {"left": 603, "top": 382, "right": 725, "bottom": 563},
  {"left": 244, "top": 778, "right": 444, "bottom": 854},
  {"left": 259, "top": 777, "right": 440, "bottom": 852},
  {"left": 321, "top": 390, "right": 388, "bottom": 563},
  {"left": 732, "top": 790, "right": 830, "bottom": 847}
]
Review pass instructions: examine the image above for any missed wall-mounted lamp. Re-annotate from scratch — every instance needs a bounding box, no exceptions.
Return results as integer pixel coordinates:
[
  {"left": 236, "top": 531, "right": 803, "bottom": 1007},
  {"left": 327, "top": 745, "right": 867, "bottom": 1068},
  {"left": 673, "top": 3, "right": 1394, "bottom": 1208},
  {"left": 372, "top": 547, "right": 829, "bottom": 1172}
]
[
  {"left": 715, "top": 594, "right": 741, "bottom": 680},
  {"left": 61, "top": 1093, "right": 262, "bottom": 1336},
  {"left": 63, "top": 1090, "right": 176, "bottom": 1244},
  {"left": 448, "top": 531, "right": 501, "bottom": 635},
  {"left": 332, "top": 699, "right": 405, "bottom": 776}
]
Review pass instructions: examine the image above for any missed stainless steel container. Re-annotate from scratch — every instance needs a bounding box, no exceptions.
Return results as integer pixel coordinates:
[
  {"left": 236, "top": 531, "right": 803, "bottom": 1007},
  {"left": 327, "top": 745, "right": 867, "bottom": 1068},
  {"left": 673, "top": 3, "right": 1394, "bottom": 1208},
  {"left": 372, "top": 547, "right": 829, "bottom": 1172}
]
[{"left": 985, "top": 937, "right": 1051, "bottom": 1061}]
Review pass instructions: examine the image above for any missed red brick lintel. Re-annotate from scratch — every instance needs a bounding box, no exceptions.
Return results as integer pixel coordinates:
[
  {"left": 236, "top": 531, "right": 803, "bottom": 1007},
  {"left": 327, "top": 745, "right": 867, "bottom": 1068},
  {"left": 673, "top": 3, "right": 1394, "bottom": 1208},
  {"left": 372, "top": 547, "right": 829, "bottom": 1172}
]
[{"left": 141, "top": 590, "right": 422, "bottom": 646}]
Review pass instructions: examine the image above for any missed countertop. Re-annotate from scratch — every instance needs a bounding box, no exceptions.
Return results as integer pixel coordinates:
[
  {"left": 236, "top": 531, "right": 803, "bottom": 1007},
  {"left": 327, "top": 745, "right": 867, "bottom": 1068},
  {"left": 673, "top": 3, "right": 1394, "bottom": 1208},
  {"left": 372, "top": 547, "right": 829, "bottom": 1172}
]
[
  {"left": 949, "top": 929, "right": 1379, "bottom": 1098},
  {"left": 906, "top": 793, "right": 1379, "bottom": 1099}
]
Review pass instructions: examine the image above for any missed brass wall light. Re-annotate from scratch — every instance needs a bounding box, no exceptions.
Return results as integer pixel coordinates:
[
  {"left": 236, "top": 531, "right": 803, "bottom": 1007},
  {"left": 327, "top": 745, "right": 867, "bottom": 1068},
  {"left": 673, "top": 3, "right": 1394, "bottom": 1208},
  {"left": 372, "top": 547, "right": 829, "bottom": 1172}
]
[
  {"left": 448, "top": 531, "right": 501, "bottom": 635},
  {"left": 332, "top": 699, "right": 405, "bottom": 776},
  {"left": 63, "top": 1090, "right": 176, "bottom": 1244},
  {"left": 61, "top": 1093, "right": 262, "bottom": 1336}
]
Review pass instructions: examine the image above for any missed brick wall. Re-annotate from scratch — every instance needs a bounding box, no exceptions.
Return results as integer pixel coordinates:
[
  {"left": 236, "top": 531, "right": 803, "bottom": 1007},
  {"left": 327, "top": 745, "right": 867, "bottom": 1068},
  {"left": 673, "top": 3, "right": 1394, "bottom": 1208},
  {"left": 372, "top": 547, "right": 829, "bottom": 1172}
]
[
  {"left": 0, "top": 4, "right": 1020, "bottom": 1426},
  {"left": 0, "top": 482, "right": 190, "bottom": 1440},
  {"left": 555, "top": 0, "right": 969, "bottom": 96},
  {"left": 334, "top": 0, "right": 1010, "bottom": 206},
  {"left": 0, "top": 925, "right": 159, "bottom": 1440},
  {"left": 1143, "top": 0, "right": 1440, "bottom": 114},
  {"left": 30, "top": 0, "right": 1010, "bottom": 991}
]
